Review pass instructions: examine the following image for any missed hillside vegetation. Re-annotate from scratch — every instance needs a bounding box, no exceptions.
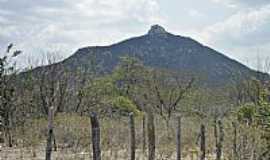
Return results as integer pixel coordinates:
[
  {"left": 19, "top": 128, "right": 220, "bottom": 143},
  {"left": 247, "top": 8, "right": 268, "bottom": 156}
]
[{"left": 0, "top": 30, "right": 270, "bottom": 160}]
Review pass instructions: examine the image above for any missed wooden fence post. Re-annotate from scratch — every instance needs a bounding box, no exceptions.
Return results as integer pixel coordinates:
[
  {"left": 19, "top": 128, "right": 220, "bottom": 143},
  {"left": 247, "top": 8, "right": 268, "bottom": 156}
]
[
  {"left": 214, "top": 117, "right": 218, "bottom": 155},
  {"left": 129, "top": 112, "right": 135, "bottom": 160},
  {"left": 200, "top": 124, "right": 206, "bottom": 160},
  {"left": 45, "top": 107, "right": 54, "bottom": 160},
  {"left": 216, "top": 120, "right": 224, "bottom": 160},
  {"left": 176, "top": 116, "right": 182, "bottom": 160},
  {"left": 232, "top": 122, "right": 238, "bottom": 160},
  {"left": 0, "top": 116, "right": 3, "bottom": 150},
  {"left": 142, "top": 114, "right": 146, "bottom": 154},
  {"left": 90, "top": 112, "right": 101, "bottom": 160},
  {"left": 147, "top": 112, "right": 155, "bottom": 160}
]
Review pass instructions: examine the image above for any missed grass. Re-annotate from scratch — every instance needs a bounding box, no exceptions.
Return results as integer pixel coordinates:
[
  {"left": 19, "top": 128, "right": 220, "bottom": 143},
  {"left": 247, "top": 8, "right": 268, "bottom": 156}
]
[{"left": 1, "top": 113, "right": 267, "bottom": 160}]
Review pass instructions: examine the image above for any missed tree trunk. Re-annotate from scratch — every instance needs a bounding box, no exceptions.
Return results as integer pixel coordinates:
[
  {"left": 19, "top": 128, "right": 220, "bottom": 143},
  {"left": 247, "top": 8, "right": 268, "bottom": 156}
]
[
  {"left": 216, "top": 120, "right": 224, "bottom": 160},
  {"left": 3, "top": 113, "right": 13, "bottom": 148},
  {"left": 53, "top": 134, "right": 57, "bottom": 151},
  {"left": 176, "top": 116, "right": 182, "bottom": 160},
  {"left": 8, "top": 112, "right": 13, "bottom": 148},
  {"left": 0, "top": 123, "right": 3, "bottom": 144},
  {"left": 142, "top": 114, "right": 146, "bottom": 154},
  {"left": 90, "top": 112, "right": 101, "bottom": 160},
  {"left": 147, "top": 112, "right": 155, "bottom": 160},
  {"left": 45, "top": 107, "right": 54, "bottom": 160},
  {"left": 7, "top": 128, "right": 12, "bottom": 147},
  {"left": 129, "top": 113, "right": 136, "bottom": 160},
  {"left": 200, "top": 124, "right": 206, "bottom": 160}
]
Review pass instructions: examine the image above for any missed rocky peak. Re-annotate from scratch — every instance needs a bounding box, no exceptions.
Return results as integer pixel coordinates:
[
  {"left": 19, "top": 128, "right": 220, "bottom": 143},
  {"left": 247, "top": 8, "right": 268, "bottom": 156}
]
[{"left": 147, "top": 24, "right": 167, "bottom": 36}]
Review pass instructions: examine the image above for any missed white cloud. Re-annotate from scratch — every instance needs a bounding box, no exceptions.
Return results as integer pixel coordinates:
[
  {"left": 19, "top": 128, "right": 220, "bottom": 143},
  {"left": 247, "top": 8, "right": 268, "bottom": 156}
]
[
  {"left": 201, "top": 4, "right": 270, "bottom": 70},
  {"left": 187, "top": 9, "right": 204, "bottom": 18},
  {"left": 204, "top": 5, "right": 270, "bottom": 46},
  {"left": 1, "top": 0, "right": 269, "bottom": 71},
  {"left": 212, "top": 0, "right": 270, "bottom": 8},
  {"left": 0, "top": 0, "right": 163, "bottom": 68}
]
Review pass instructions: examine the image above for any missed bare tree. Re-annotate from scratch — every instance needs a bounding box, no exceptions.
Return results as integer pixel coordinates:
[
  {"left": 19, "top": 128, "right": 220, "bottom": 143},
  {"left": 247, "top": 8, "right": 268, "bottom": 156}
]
[
  {"left": 145, "top": 69, "right": 194, "bottom": 127},
  {"left": 37, "top": 63, "right": 68, "bottom": 115},
  {"left": 74, "top": 54, "right": 98, "bottom": 114},
  {"left": 32, "top": 54, "right": 69, "bottom": 152}
]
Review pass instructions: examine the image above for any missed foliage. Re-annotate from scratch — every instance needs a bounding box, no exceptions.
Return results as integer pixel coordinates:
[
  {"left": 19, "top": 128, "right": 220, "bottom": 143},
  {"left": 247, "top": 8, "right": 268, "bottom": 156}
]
[
  {"left": 236, "top": 79, "right": 270, "bottom": 154},
  {"left": 0, "top": 43, "right": 22, "bottom": 146},
  {"left": 112, "top": 96, "right": 141, "bottom": 116},
  {"left": 82, "top": 56, "right": 144, "bottom": 116},
  {"left": 256, "top": 99, "right": 270, "bottom": 148},
  {"left": 237, "top": 103, "right": 257, "bottom": 125}
]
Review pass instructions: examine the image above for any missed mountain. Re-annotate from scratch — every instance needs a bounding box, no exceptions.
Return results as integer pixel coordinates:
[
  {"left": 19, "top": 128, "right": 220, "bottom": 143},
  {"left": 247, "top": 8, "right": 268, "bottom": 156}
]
[{"left": 52, "top": 25, "right": 270, "bottom": 86}]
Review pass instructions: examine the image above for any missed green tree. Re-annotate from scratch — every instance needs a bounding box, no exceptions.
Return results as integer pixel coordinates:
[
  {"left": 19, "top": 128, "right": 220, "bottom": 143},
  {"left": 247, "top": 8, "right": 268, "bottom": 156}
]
[
  {"left": 81, "top": 56, "right": 145, "bottom": 116},
  {"left": 236, "top": 80, "right": 270, "bottom": 159},
  {"left": 0, "top": 44, "right": 22, "bottom": 147}
]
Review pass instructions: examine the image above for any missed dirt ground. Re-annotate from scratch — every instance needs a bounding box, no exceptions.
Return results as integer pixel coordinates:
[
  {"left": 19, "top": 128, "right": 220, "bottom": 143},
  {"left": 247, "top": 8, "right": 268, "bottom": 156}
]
[{"left": 0, "top": 146, "right": 218, "bottom": 160}]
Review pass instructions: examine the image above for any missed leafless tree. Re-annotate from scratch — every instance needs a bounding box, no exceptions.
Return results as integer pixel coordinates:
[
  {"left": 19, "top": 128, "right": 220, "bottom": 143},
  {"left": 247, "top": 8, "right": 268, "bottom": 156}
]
[
  {"left": 32, "top": 54, "right": 69, "bottom": 153},
  {"left": 144, "top": 69, "right": 194, "bottom": 126}
]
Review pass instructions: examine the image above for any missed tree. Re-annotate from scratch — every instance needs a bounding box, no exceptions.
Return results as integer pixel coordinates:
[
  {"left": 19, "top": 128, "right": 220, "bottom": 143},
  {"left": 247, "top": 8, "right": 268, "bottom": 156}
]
[
  {"left": 74, "top": 53, "right": 99, "bottom": 114},
  {"left": 0, "top": 44, "right": 22, "bottom": 147},
  {"left": 36, "top": 63, "right": 68, "bottom": 115},
  {"left": 81, "top": 56, "right": 145, "bottom": 116},
  {"left": 235, "top": 79, "right": 270, "bottom": 159},
  {"left": 143, "top": 69, "right": 195, "bottom": 126},
  {"left": 256, "top": 90, "right": 270, "bottom": 159},
  {"left": 31, "top": 55, "right": 69, "bottom": 154}
]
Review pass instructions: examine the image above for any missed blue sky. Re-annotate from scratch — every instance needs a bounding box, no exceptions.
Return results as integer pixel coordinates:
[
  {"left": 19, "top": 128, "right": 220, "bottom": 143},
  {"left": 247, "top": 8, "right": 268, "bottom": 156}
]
[{"left": 0, "top": 0, "right": 270, "bottom": 71}]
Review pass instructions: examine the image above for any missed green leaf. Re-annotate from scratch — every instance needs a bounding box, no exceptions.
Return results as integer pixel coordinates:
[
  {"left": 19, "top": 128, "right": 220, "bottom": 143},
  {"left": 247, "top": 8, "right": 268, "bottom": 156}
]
[{"left": 112, "top": 96, "right": 141, "bottom": 116}]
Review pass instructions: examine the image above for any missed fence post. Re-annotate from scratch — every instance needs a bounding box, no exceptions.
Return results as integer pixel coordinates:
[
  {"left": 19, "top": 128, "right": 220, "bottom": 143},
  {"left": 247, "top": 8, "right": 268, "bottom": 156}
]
[
  {"left": 176, "top": 116, "right": 182, "bottom": 160},
  {"left": 129, "top": 112, "right": 135, "bottom": 160},
  {"left": 147, "top": 112, "right": 155, "bottom": 160},
  {"left": 45, "top": 107, "right": 54, "bottom": 160},
  {"left": 90, "top": 112, "right": 101, "bottom": 160},
  {"left": 216, "top": 120, "right": 224, "bottom": 160},
  {"left": 200, "top": 124, "right": 206, "bottom": 160},
  {"left": 0, "top": 116, "right": 3, "bottom": 150},
  {"left": 232, "top": 122, "right": 238, "bottom": 160},
  {"left": 142, "top": 114, "right": 146, "bottom": 154}
]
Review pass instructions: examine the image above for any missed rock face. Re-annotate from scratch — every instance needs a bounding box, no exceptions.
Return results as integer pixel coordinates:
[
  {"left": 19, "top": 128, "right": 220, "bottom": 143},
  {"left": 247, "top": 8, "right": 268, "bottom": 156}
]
[
  {"left": 148, "top": 25, "right": 167, "bottom": 36},
  {"left": 60, "top": 25, "right": 268, "bottom": 87}
]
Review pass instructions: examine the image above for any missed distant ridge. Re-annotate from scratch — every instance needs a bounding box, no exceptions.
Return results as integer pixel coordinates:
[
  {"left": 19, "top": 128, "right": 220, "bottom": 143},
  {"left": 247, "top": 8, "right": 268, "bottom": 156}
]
[{"left": 42, "top": 25, "right": 270, "bottom": 86}]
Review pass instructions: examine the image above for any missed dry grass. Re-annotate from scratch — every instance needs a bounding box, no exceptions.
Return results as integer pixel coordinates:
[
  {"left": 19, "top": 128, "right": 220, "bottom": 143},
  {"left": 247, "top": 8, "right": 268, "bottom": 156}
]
[
  {"left": 1, "top": 113, "right": 267, "bottom": 160},
  {"left": 1, "top": 146, "right": 221, "bottom": 160}
]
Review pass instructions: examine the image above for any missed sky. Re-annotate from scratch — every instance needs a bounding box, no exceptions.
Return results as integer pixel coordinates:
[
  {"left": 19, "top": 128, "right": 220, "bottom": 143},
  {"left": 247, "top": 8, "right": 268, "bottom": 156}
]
[{"left": 0, "top": 0, "right": 270, "bottom": 71}]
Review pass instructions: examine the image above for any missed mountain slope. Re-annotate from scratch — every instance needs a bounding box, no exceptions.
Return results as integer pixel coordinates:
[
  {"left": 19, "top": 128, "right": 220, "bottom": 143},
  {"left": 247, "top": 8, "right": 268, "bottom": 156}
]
[{"left": 60, "top": 25, "right": 268, "bottom": 86}]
